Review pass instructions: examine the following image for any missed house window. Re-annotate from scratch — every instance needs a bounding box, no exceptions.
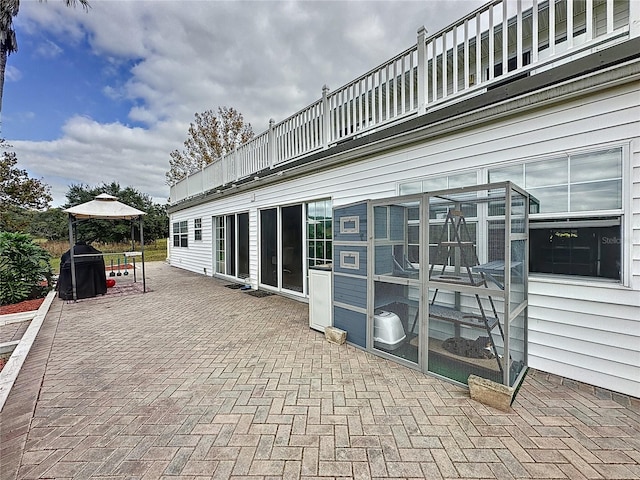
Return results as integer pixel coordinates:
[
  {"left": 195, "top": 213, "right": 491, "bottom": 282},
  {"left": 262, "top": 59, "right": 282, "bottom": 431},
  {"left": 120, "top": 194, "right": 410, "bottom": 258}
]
[
  {"left": 399, "top": 146, "right": 624, "bottom": 281},
  {"left": 530, "top": 218, "right": 621, "bottom": 280},
  {"left": 307, "top": 199, "right": 332, "bottom": 269},
  {"left": 399, "top": 171, "right": 478, "bottom": 195},
  {"left": 173, "top": 221, "right": 188, "bottom": 248},
  {"left": 489, "top": 146, "right": 623, "bottom": 281},
  {"left": 194, "top": 218, "right": 202, "bottom": 241}
]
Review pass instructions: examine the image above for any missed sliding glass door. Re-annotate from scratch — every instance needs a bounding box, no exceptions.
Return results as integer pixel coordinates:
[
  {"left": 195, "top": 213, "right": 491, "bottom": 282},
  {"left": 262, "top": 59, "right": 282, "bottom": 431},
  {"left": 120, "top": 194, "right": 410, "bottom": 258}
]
[
  {"left": 260, "top": 208, "right": 278, "bottom": 287},
  {"left": 282, "top": 205, "right": 303, "bottom": 292},
  {"left": 260, "top": 205, "right": 303, "bottom": 293},
  {"left": 226, "top": 215, "right": 236, "bottom": 276},
  {"left": 238, "top": 213, "right": 249, "bottom": 279},
  {"left": 259, "top": 200, "right": 331, "bottom": 295},
  {"left": 214, "top": 212, "right": 250, "bottom": 280}
]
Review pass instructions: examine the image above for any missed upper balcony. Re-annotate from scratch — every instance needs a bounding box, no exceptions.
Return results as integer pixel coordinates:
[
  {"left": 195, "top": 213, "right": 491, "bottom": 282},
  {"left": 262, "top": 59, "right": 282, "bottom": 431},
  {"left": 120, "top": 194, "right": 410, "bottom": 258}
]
[{"left": 169, "top": 0, "right": 638, "bottom": 205}]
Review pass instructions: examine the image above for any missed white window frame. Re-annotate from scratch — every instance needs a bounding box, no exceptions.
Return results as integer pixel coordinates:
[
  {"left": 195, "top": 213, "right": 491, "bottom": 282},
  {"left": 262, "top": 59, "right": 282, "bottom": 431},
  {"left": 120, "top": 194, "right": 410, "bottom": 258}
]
[
  {"left": 396, "top": 143, "right": 629, "bottom": 286},
  {"left": 173, "top": 220, "right": 188, "bottom": 248},
  {"left": 194, "top": 218, "right": 202, "bottom": 241}
]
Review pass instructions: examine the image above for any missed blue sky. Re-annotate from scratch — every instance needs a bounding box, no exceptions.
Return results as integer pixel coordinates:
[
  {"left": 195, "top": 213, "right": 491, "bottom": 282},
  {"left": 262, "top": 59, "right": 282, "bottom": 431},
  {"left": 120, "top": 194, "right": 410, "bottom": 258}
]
[
  {"left": 5, "top": 33, "right": 141, "bottom": 141},
  {"left": 2, "top": 0, "right": 484, "bottom": 207}
]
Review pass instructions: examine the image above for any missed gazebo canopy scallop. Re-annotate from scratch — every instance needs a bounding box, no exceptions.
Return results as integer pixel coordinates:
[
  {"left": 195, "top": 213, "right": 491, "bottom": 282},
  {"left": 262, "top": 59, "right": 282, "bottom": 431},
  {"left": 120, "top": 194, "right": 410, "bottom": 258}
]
[{"left": 63, "top": 193, "right": 147, "bottom": 300}]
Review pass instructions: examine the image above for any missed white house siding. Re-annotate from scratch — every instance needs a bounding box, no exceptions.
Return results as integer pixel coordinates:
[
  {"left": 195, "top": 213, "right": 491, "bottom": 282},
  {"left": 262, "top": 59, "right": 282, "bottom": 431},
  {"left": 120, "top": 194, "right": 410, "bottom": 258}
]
[
  {"left": 633, "top": 135, "right": 640, "bottom": 284},
  {"left": 169, "top": 77, "right": 640, "bottom": 397}
]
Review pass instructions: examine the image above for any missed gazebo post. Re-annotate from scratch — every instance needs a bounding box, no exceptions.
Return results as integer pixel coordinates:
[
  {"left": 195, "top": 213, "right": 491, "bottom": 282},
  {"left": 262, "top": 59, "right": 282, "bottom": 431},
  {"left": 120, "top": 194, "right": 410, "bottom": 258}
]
[
  {"left": 67, "top": 214, "right": 78, "bottom": 301},
  {"left": 140, "top": 216, "right": 146, "bottom": 293}
]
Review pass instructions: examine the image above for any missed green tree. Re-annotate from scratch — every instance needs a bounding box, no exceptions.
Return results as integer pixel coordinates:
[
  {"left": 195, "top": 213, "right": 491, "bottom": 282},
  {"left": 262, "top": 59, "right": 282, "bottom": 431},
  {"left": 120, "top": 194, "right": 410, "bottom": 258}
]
[
  {"left": 64, "top": 182, "right": 168, "bottom": 244},
  {"left": 0, "top": 231, "right": 52, "bottom": 305},
  {"left": 28, "top": 208, "right": 68, "bottom": 241},
  {"left": 166, "top": 106, "right": 254, "bottom": 185},
  {"left": 1, "top": 0, "right": 90, "bottom": 113},
  {"left": 0, "top": 140, "right": 52, "bottom": 232}
]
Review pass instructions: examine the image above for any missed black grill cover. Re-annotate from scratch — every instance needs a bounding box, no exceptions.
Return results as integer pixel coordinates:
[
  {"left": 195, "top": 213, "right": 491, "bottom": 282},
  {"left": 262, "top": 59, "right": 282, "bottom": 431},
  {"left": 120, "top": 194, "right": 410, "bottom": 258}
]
[{"left": 58, "top": 243, "right": 107, "bottom": 300}]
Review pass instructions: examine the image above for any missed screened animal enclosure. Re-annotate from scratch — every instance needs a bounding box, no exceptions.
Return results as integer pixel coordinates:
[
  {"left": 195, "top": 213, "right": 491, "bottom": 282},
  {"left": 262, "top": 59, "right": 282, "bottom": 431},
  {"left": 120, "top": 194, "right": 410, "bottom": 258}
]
[{"left": 333, "top": 182, "right": 537, "bottom": 389}]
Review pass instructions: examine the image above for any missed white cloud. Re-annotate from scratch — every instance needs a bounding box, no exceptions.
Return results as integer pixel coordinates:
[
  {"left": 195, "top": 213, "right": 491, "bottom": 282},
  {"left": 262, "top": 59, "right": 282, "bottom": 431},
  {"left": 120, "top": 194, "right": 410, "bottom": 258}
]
[
  {"left": 13, "top": 115, "right": 180, "bottom": 206},
  {"left": 33, "top": 38, "right": 63, "bottom": 59},
  {"left": 11, "top": 0, "right": 486, "bottom": 207},
  {"left": 5, "top": 65, "right": 22, "bottom": 82}
]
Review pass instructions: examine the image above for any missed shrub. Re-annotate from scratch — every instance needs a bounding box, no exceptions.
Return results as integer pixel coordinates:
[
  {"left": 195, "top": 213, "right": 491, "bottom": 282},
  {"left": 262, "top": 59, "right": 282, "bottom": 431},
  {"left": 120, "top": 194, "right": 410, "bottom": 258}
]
[{"left": 0, "top": 232, "right": 53, "bottom": 306}]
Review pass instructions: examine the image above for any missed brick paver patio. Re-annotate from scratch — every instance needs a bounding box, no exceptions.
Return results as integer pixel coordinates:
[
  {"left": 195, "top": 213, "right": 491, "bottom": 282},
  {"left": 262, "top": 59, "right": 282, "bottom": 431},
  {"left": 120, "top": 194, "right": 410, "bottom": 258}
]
[{"left": 1, "top": 262, "right": 639, "bottom": 479}]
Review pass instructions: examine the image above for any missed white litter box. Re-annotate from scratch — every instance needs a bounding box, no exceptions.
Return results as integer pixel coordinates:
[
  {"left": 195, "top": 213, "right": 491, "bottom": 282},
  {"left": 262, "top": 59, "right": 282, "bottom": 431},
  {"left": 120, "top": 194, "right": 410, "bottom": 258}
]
[{"left": 374, "top": 310, "right": 406, "bottom": 351}]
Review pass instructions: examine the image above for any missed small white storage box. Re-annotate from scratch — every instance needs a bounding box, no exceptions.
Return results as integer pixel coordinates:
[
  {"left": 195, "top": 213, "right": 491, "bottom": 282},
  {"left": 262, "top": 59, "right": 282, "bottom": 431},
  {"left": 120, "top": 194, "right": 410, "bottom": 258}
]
[{"left": 374, "top": 310, "right": 406, "bottom": 350}]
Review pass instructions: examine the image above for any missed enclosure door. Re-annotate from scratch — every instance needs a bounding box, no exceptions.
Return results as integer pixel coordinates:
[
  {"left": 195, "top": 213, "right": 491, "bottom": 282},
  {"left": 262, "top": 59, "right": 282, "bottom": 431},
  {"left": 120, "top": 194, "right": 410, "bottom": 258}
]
[{"left": 260, "top": 209, "right": 278, "bottom": 287}]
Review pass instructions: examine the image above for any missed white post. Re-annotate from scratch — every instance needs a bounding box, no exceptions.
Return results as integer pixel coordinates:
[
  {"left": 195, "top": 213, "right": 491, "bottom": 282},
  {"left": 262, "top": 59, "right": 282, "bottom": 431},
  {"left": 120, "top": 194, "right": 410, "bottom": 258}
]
[
  {"left": 322, "top": 85, "right": 331, "bottom": 148},
  {"left": 629, "top": 0, "right": 640, "bottom": 38},
  {"left": 68, "top": 214, "right": 77, "bottom": 301},
  {"left": 417, "top": 26, "right": 427, "bottom": 114},
  {"left": 268, "top": 118, "right": 276, "bottom": 169},
  {"left": 234, "top": 147, "right": 239, "bottom": 182}
]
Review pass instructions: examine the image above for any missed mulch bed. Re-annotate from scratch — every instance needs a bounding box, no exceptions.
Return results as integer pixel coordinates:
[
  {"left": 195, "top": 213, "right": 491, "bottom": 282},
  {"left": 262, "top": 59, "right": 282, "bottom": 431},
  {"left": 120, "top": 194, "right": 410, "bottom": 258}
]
[
  {"left": 0, "top": 353, "right": 9, "bottom": 372},
  {"left": 0, "top": 297, "right": 47, "bottom": 373},
  {"left": 0, "top": 298, "right": 45, "bottom": 316}
]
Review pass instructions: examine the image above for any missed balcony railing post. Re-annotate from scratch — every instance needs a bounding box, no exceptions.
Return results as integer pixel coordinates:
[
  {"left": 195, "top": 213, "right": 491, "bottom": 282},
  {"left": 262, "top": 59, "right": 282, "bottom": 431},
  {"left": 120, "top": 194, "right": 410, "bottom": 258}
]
[
  {"left": 268, "top": 118, "right": 276, "bottom": 169},
  {"left": 322, "top": 85, "right": 330, "bottom": 148},
  {"left": 234, "top": 147, "right": 239, "bottom": 182},
  {"left": 417, "top": 26, "right": 427, "bottom": 114},
  {"left": 630, "top": 0, "right": 640, "bottom": 38}
]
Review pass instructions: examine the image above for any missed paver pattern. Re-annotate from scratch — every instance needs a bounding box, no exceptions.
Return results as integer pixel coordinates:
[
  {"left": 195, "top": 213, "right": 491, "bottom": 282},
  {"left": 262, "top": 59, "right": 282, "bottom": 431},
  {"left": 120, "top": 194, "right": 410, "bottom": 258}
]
[{"left": 1, "top": 262, "right": 639, "bottom": 479}]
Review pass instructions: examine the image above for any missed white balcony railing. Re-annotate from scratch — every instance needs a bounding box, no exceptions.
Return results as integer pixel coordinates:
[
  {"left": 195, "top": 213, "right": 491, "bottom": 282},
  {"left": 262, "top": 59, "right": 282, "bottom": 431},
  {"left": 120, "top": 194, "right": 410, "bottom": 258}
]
[{"left": 170, "top": 0, "right": 637, "bottom": 204}]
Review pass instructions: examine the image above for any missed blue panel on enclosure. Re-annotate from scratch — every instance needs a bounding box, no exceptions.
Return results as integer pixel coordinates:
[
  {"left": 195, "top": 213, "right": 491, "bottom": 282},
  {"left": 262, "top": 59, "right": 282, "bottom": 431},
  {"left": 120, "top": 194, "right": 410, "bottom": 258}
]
[
  {"left": 333, "top": 274, "right": 367, "bottom": 309},
  {"left": 374, "top": 206, "right": 388, "bottom": 239},
  {"left": 334, "top": 245, "right": 367, "bottom": 276},
  {"left": 333, "top": 306, "right": 366, "bottom": 348},
  {"left": 333, "top": 203, "right": 367, "bottom": 241},
  {"left": 375, "top": 245, "right": 393, "bottom": 275}
]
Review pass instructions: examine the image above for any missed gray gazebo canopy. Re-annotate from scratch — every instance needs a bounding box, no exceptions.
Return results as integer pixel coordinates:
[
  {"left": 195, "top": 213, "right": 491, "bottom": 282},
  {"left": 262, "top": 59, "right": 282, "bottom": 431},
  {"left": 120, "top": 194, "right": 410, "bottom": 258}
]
[{"left": 63, "top": 193, "right": 147, "bottom": 300}]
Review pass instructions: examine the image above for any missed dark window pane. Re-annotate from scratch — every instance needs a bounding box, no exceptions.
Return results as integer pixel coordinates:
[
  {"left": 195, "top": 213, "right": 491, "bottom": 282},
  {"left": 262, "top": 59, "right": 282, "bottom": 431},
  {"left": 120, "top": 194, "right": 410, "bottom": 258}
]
[
  {"left": 226, "top": 216, "right": 236, "bottom": 276},
  {"left": 238, "top": 213, "right": 249, "bottom": 278},
  {"left": 260, "top": 209, "right": 278, "bottom": 287},
  {"left": 530, "top": 222, "right": 621, "bottom": 280},
  {"left": 282, "top": 205, "right": 303, "bottom": 292}
]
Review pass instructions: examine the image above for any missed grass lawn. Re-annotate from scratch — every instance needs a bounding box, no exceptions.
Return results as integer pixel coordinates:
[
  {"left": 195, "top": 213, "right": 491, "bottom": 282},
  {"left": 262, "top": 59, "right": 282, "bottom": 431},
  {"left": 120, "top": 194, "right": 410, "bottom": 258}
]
[{"left": 46, "top": 238, "right": 167, "bottom": 274}]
